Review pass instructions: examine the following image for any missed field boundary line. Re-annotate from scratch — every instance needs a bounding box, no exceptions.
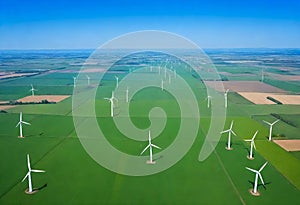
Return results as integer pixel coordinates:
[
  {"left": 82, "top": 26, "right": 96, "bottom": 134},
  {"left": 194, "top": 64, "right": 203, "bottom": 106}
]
[{"left": 212, "top": 144, "right": 246, "bottom": 205}]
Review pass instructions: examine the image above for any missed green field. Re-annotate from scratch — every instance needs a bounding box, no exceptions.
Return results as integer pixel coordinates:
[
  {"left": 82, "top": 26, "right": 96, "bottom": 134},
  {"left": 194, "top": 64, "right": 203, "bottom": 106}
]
[{"left": 1, "top": 64, "right": 300, "bottom": 205}]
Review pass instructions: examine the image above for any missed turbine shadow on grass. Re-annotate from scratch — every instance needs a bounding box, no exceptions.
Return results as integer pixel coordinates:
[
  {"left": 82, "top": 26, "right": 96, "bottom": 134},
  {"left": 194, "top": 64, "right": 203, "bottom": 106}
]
[
  {"left": 33, "top": 183, "right": 48, "bottom": 192},
  {"left": 248, "top": 180, "right": 272, "bottom": 190},
  {"left": 153, "top": 155, "right": 163, "bottom": 162}
]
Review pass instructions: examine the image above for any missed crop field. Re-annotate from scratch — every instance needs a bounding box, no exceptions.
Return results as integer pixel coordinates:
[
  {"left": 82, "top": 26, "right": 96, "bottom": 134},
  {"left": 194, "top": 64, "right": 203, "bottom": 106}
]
[{"left": 1, "top": 51, "right": 300, "bottom": 205}]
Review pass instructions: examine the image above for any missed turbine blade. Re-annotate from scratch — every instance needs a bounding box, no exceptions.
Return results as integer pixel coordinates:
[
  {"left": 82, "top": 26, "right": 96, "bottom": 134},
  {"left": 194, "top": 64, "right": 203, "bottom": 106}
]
[
  {"left": 220, "top": 129, "right": 230, "bottom": 134},
  {"left": 151, "top": 144, "right": 161, "bottom": 149},
  {"left": 22, "top": 172, "right": 30, "bottom": 182},
  {"left": 246, "top": 167, "right": 258, "bottom": 173},
  {"left": 272, "top": 119, "right": 280, "bottom": 125},
  {"left": 263, "top": 120, "right": 271, "bottom": 125},
  {"left": 259, "top": 162, "right": 268, "bottom": 172},
  {"left": 231, "top": 130, "right": 237, "bottom": 136},
  {"left": 244, "top": 139, "right": 251, "bottom": 142},
  {"left": 253, "top": 141, "right": 256, "bottom": 150},
  {"left": 148, "top": 131, "right": 151, "bottom": 144},
  {"left": 252, "top": 130, "right": 258, "bottom": 140},
  {"left": 22, "top": 121, "right": 31, "bottom": 125},
  {"left": 16, "top": 122, "right": 20, "bottom": 127},
  {"left": 258, "top": 173, "right": 265, "bottom": 185},
  {"left": 27, "top": 154, "right": 31, "bottom": 170},
  {"left": 31, "top": 169, "right": 45, "bottom": 173},
  {"left": 230, "top": 121, "right": 234, "bottom": 129},
  {"left": 140, "top": 144, "right": 150, "bottom": 155}
]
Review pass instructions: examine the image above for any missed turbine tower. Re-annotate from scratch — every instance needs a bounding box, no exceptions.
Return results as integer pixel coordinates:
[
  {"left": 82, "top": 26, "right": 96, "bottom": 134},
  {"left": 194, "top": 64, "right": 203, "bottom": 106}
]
[
  {"left": 86, "top": 75, "right": 90, "bottom": 86},
  {"left": 104, "top": 91, "right": 118, "bottom": 117},
  {"left": 126, "top": 87, "right": 129, "bottom": 103},
  {"left": 224, "top": 89, "right": 229, "bottom": 108},
  {"left": 220, "top": 120, "right": 237, "bottom": 150},
  {"left": 73, "top": 77, "right": 77, "bottom": 88},
  {"left": 115, "top": 76, "right": 119, "bottom": 88},
  {"left": 245, "top": 130, "right": 258, "bottom": 159},
  {"left": 246, "top": 162, "right": 268, "bottom": 196},
  {"left": 206, "top": 95, "right": 212, "bottom": 108},
  {"left": 16, "top": 112, "right": 31, "bottom": 138},
  {"left": 22, "top": 154, "right": 45, "bottom": 194},
  {"left": 140, "top": 130, "right": 161, "bottom": 164},
  {"left": 161, "top": 80, "right": 164, "bottom": 91},
  {"left": 263, "top": 119, "right": 279, "bottom": 141},
  {"left": 29, "top": 84, "right": 37, "bottom": 96}
]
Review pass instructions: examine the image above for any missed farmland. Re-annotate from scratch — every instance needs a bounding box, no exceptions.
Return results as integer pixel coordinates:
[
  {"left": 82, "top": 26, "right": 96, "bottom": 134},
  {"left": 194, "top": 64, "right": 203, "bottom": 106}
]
[{"left": 1, "top": 49, "right": 300, "bottom": 204}]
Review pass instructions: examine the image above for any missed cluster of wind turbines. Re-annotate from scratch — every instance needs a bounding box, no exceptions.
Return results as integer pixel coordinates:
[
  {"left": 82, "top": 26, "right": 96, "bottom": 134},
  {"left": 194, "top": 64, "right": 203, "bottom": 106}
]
[
  {"left": 205, "top": 89, "right": 229, "bottom": 109},
  {"left": 220, "top": 119, "right": 280, "bottom": 196},
  {"left": 73, "top": 75, "right": 92, "bottom": 88},
  {"left": 15, "top": 112, "right": 46, "bottom": 194}
]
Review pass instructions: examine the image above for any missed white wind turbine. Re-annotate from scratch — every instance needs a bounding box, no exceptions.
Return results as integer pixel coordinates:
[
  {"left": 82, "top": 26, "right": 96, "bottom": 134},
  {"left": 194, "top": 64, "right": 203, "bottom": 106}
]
[
  {"left": 158, "top": 66, "right": 161, "bottom": 75},
  {"left": 173, "top": 69, "right": 177, "bottom": 78},
  {"left": 73, "top": 76, "right": 77, "bottom": 88},
  {"left": 29, "top": 84, "right": 37, "bottom": 96},
  {"left": 115, "top": 76, "right": 119, "bottom": 88},
  {"left": 245, "top": 130, "right": 258, "bottom": 159},
  {"left": 164, "top": 66, "right": 167, "bottom": 78},
  {"left": 140, "top": 130, "right": 161, "bottom": 164},
  {"left": 161, "top": 80, "right": 164, "bottom": 91},
  {"left": 168, "top": 73, "right": 171, "bottom": 84},
  {"left": 86, "top": 75, "right": 90, "bottom": 86},
  {"left": 126, "top": 87, "right": 129, "bottom": 103},
  {"left": 104, "top": 91, "right": 118, "bottom": 117},
  {"left": 224, "top": 89, "right": 229, "bottom": 108},
  {"left": 220, "top": 120, "right": 237, "bottom": 150},
  {"left": 263, "top": 119, "right": 280, "bottom": 141},
  {"left": 205, "top": 95, "right": 212, "bottom": 108},
  {"left": 246, "top": 162, "right": 268, "bottom": 195},
  {"left": 22, "top": 154, "right": 45, "bottom": 194},
  {"left": 16, "top": 112, "right": 31, "bottom": 138}
]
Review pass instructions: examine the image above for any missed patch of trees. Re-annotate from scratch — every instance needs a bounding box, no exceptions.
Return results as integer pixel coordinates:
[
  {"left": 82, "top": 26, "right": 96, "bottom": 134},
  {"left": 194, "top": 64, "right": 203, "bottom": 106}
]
[
  {"left": 271, "top": 113, "right": 296, "bottom": 128},
  {"left": 266, "top": 96, "right": 282, "bottom": 104},
  {"left": 0, "top": 100, "right": 56, "bottom": 106}
]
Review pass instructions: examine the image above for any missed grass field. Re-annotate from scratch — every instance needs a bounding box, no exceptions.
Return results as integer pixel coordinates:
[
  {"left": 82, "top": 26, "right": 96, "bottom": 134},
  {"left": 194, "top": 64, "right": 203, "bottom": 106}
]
[{"left": 1, "top": 58, "right": 300, "bottom": 204}]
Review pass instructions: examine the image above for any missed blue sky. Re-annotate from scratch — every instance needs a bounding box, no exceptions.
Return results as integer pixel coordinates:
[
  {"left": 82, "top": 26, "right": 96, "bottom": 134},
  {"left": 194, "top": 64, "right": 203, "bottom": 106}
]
[{"left": 0, "top": 0, "right": 299, "bottom": 49}]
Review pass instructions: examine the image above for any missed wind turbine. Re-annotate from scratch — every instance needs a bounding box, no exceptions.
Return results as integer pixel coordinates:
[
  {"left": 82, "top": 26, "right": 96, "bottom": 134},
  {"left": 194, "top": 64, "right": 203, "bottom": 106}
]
[
  {"left": 168, "top": 73, "right": 171, "bottom": 84},
  {"left": 220, "top": 120, "right": 237, "bottom": 150},
  {"left": 245, "top": 130, "right": 258, "bottom": 159},
  {"left": 115, "top": 76, "right": 119, "bottom": 88},
  {"left": 104, "top": 91, "right": 118, "bottom": 117},
  {"left": 164, "top": 66, "right": 167, "bottom": 79},
  {"left": 86, "top": 75, "right": 90, "bottom": 86},
  {"left": 173, "top": 69, "right": 177, "bottom": 78},
  {"left": 158, "top": 66, "right": 161, "bottom": 75},
  {"left": 73, "top": 76, "right": 77, "bottom": 88},
  {"left": 140, "top": 130, "right": 161, "bottom": 164},
  {"left": 29, "top": 84, "right": 37, "bottom": 96},
  {"left": 161, "top": 80, "right": 164, "bottom": 91},
  {"left": 16, "top": 112, "right": 31, "bottom": 138},
  {"left": 22, "top": 154, "right": 45, "bottom": 194},
  {"left": 126, "top": 87, "right": 129, "bottom": 103},
  {"left": 205, "top": 95, "right": 212, "bottom": 108},
  {"left": 246, "top": 162, "right": 268, "bottom": 196},
  {"left": 263, "top": 119, "right": 280, "bottom": 141},
  {"left": 224, "top": 89, "right": 229, "bottom": 108},
  {"left": 261, "top": 68, "right": 264, "bottom": 82}
]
